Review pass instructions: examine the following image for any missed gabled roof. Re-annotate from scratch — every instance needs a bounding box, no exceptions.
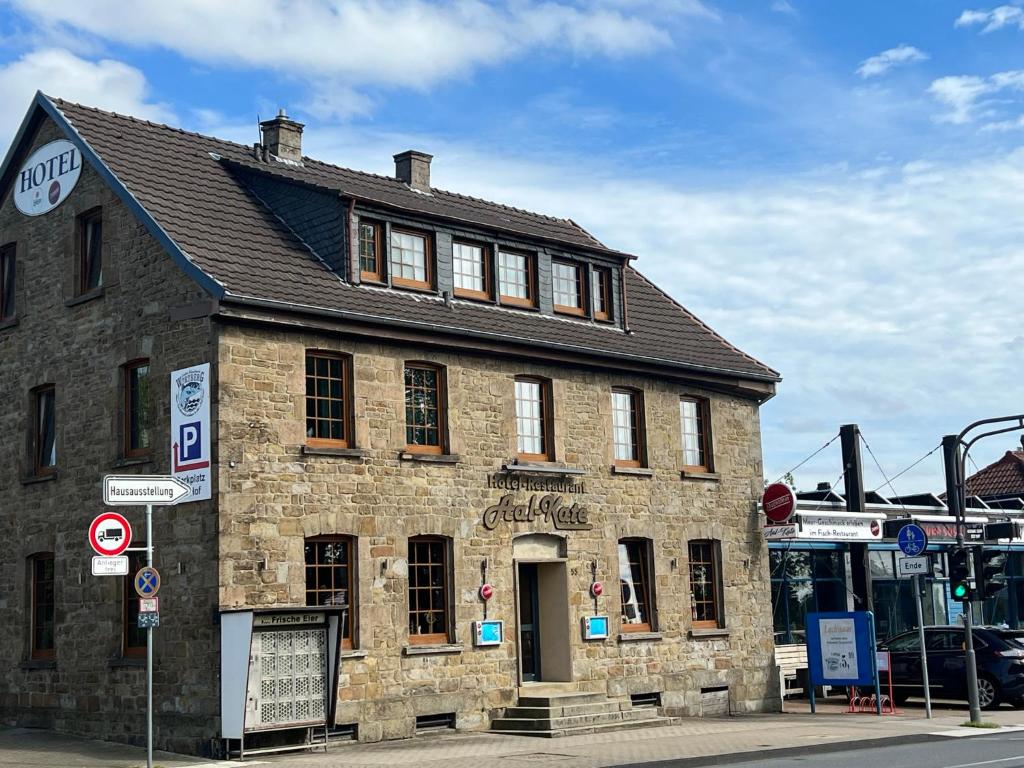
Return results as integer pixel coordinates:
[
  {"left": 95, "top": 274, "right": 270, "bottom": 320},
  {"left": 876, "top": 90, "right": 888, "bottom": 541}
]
[
  {"left": 965, "top": 451, "right": 1024, "bottom": 500},
  {"left": 1, "top": 93, "right": 779, "bottom": 388}
]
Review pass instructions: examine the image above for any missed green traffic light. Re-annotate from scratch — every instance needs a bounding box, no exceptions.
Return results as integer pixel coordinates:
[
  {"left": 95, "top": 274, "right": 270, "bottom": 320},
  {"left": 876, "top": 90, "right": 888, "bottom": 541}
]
[{"left": 953, "top": 583, "right": 968, "bottom": 599}]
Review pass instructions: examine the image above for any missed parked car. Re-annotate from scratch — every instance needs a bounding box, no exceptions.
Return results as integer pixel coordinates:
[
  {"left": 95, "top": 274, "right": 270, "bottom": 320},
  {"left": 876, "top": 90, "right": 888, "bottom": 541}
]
[{"left": 878, "top": 625, "right": 1024, "bottom": 709}]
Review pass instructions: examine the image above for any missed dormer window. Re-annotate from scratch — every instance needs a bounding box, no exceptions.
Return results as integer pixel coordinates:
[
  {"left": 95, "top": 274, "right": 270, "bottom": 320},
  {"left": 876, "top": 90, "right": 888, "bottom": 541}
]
[
  {"left": 592, "top": 267, "right": 611, "bottom": 321},
  {"left": 390, "top": 228, "right": 432, "bottom": 290},
  {"left": 453, "top": 241, "right": 491, "bottom": 300},
  {"left": 498, "top": 249, "right": 535, "bottom": 308},
  {"left": 359, "top": 221, "right": 383, "bottom": 282},
  {"left": 552, "top": 261, "right": 584, "bottom": 316}
]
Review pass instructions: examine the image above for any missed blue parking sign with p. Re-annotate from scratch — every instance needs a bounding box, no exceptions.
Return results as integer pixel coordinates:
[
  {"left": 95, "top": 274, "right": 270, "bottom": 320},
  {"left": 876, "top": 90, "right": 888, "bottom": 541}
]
[{"left": 179, "top": 422, "right": 202, "bottom": 461}]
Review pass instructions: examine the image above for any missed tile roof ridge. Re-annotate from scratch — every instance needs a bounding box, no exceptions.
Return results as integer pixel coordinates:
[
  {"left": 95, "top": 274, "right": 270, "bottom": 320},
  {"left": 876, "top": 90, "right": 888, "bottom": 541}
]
[{"left": 626, "top": 265, "right": 779, "bottom": 379}]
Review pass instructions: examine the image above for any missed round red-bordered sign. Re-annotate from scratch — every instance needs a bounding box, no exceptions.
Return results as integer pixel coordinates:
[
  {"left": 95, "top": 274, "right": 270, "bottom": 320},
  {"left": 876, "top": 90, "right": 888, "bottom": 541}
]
[
  {"left": 590, "top": 581, "right": 604, "bottom": 598},
  {"left": 763, "top": 483, "right": 797, "bottom": 525},
  {"left": 479, "top": 583, "right": 494, "bottom": 601},
  {"left": 88, "top": 512, "right": 132, "bottom": 557}
]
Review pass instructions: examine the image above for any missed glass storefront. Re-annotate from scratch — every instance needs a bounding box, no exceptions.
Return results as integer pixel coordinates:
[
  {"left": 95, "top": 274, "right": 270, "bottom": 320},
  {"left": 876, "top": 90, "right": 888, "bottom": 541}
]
[
  {"left": 980, "top": 552, "right": 1024, "bottom": 628},
  {"left": 869, "top": 550, "right": 948, "bottom": 640},
  {"left": 770, "top": 547, "right": 848, "bottom": 644}
]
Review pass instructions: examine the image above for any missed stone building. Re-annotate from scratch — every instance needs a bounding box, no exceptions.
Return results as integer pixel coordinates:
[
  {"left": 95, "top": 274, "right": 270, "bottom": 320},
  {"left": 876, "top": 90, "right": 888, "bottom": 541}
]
[{"left": 0, "top": 92, "right": 780, "bottom": 757}]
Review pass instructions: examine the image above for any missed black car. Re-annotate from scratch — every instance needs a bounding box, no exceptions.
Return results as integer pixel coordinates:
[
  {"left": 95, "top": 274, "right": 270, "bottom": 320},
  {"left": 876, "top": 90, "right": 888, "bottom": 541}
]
[{"left": 878, "top": 625, "right": 1024, "bottom": 709}]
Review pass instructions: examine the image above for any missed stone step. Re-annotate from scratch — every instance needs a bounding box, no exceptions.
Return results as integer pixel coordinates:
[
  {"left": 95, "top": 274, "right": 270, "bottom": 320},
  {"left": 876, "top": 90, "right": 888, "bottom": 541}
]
[
  {"left": 516, "top": 692, "right": 611, "bottom": 708},
  {"left": 491, "top": 714, "right": 679, "bottom": 738},
  {"left": 504, "top": 702, "right": 627, "bottom": 719},
  {"left": 492, "top": 708, "right": 658, "bottom": 732}
]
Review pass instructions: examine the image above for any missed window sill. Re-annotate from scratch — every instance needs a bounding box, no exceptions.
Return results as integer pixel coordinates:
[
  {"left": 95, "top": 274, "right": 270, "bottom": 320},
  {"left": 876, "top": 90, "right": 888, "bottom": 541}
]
[
  {"left": 501, "top": 461, "right": 586, "bottom": 476},
  {"left": 108, "top": 656, "right": 146, "bottom": 668},
  {"left": 400, "top": 452, "right": 459, "bottom": 464},
  {"left": 340, "top": 649, "right": 368, "bottom": 659},
  {"left": 21, "top": 472, "right": 57, "bottom": 486},
  {"left": 65, "top": 286, "right": 105, "bottom": 307},
  {"left": 618, "top": 631, "right": 663, "bottom": 643},
  {"left": 0, "top": 316, "right": 17, "bottom": 331},
  {"left": 680, "top": 470, "right": 720, "bottom": 482},
  {"left": 498, "top": 299, "right": 539, "bottom": 311},
  {"left": 301, "top": 446, "right": 366, "bottom": 458},
  {"left": 611, "top": 466, "right": 654, "bottom": 477},
  {"left": 19, "top": 659, "right": 56, "bottom": 670},
  {"left": 112, "top": 456, "right": 153, "bottom": 469},
  {"left": 689, "top": 628, "right": 730, "bottom": 640},
  {"left": 391, "top": 282, "right": 436, "bottom": 295},
  {"left": 402, "top": 644, "right": 463, "bottom": 656}
]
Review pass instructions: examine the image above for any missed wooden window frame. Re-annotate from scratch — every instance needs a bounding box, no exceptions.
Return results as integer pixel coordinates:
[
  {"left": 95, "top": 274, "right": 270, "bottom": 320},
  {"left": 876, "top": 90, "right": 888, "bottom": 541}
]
[
  {"left": 30, "top": 553, "right": 55, "bottom": 660},
  {"left": 358, "top": 220, "right": 384, "bottom": 283},
  {"left": 452, "top": 241, "right": 492, "bottom": 301},
  {"left": 305, "top": 351, "right": 353, "bottom": 449},
  {"left": 514, "top": 376, "right": 554, "bottom": 462},
  {"left": 552, "top": 260, "right": 586, "bottom": 316},
  {"left": 404, "top": 362, "right": 447, "bottom": 455},
  {"left": 123, "top": 359, "right": 151, "bottom": 459},
  {"left": 407, "top": 536, "right": 452, "bottom": 645},
  {"left": 611, "top": 387, "right": 645, "bottom": 468},
  {"left": 31, "top": 385, "right": 56, "bottom": 476},
  {"left": 592, "top": 267, "right": 611, "bottom": 322},
  {"left": 689, "top": 539, "right": 722, "bottom": 629},
  {"left": 305, "top": 536, "right": 356, "bottom": 649},
  {"left": 680, "top": 396, "right": 713, "bottom": 473},
  {"left": 497, "top": 249, "right": 537, "bottom": 308},
  {"left": 0, "top": 242, "right": 15, "bottom": 321},
  {"left": 78, "top": 207, "right": 103, "bottom": 294},
  {"left": 618, "top": 538, "right": 656, "bottom": 633},
  {"left": 122, "top": 547, "right": 147, "bottom": 657},
  {"left": 389, "top": 227, "right": 433, "bottom": 291}
]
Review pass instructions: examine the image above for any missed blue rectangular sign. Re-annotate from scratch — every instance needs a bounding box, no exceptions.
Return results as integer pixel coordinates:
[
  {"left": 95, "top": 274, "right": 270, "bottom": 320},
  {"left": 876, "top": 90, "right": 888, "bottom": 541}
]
[{"left": 806, "top": 611, "right": 877, "bottom": 687}]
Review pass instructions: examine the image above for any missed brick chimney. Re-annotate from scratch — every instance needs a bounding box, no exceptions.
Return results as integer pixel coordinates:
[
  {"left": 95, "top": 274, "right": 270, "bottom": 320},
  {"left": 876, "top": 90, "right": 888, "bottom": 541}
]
[
  {"left": 259, "top": 109, "right": 304, "bottom": 164},
  {"left": 394, "top": 150, "right": 432, "bottom": 192}
]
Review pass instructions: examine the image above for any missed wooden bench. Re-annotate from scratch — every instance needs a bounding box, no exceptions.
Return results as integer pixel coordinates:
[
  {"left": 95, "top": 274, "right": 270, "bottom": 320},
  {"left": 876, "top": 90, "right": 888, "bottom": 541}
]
[{"left": 775, "top": 644, "right": 808, "bottom": 710}]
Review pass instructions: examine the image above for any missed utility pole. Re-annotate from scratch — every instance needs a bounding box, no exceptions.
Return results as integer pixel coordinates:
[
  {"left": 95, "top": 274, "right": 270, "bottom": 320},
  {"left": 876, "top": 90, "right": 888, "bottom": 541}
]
[{"left": 841, "top": 424, "right": 872, "bottom": 612}]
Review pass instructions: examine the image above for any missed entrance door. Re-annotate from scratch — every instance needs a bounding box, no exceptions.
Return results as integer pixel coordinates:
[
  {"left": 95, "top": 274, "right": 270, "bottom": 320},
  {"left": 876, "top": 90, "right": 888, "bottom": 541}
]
[{"left": 518, "top": 563, "right": 541, "bottom": 682}]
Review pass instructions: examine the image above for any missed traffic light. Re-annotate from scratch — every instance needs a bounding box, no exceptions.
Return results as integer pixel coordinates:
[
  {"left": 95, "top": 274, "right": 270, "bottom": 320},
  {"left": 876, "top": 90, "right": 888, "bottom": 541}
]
[
  {"left": 977, "top": 549, "right": 1008, "bottom": 599},
  {"left": 950, "top": 547, "right": 973, "bottom": 602}
]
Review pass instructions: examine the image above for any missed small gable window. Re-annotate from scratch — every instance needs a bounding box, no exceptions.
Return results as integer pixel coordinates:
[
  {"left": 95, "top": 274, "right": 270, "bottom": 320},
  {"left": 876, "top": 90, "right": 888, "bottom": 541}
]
[
  {"left": 0, "top": 243, "right": 15, "bottom": 321},
  {"left": 359, "top": 221, "right": 383, "bottom": 282},
  {"left": 498, "top": 249, "right": 535, "bottom": 307},
  {"left": 552, "top": 261, "right": 584, "bottom": 316},
  {"left": 78, "top": 208, "right": 102, "bottom": 294},
  {"left": 453, "top": 241, "right": 490, "bottom": 300},
  {"left": 390, "top": 229, "right": 432, "bottom": 290},
  {"left": 592, "top": 267, "right": 611, "bottom": 321}
]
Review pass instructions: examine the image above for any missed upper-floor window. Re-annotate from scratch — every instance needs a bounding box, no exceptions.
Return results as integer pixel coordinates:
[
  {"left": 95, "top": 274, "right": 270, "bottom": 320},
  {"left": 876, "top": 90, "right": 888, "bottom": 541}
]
[
  {"left": 452, "top": 241, "right": 490, "bottom": 300},
  {"left": 689, "top": 539, "right": 723, "bottom": 629},
  {"left": 390, "top": 229, "right": 432, "bottom": 290},
  {"left": 32, "top": 385, "right": 56, "bottom": 475},
  {"left": 405, "top": 362, "right": 446, "bottom": 454},
  {"left": 552, "top": 261, "right": 584, "bottom": 316},
  {"left": 408, "top": 536, "right": 452, "bottom": 645},
  {"left": 79, "top": 208, "right": 102, "bottom": 293},
  {"left": 359, "top": 221, "right": 383, "bottom": 282},
  {"left": 515, "top": 376, "right": 553, "bottom": 461},
  {"left": 619, "top": 538, "right": 655, "bottom": 633},
  {"left": 123, "top": 547, "right": 147, "bottom": 657},
  {"left": 0, "top": 243, "right": 15, "bottom": 320},
  {"left": 592, "top": 267, "right": 611, "bottom": 322},
  {"left": 680, "top": 397, "right": 712, "bottom": 472},
  {"left": 305, "top": 351, "right": 351, "bottom": 448},
  {"left": 124, "top": 360, "right": 151, "bottom": 458},
  {"left": 611, "top": 388, "right": 645, "bottom": 467},
  {"left": 498, "top": 249, "right": 535, "bottom": 307},
  {"left": 30, "top": 553, "right": 55, "bottom": 659},
  {"left": 305, "top": 536, "right": 355, "bottom": 648}
]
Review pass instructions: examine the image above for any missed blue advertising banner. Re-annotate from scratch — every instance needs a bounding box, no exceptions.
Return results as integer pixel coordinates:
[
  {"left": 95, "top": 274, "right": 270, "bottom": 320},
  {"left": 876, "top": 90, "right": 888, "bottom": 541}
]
[{"left": 806, "top": 611, "right": 877, "bottom": 687}]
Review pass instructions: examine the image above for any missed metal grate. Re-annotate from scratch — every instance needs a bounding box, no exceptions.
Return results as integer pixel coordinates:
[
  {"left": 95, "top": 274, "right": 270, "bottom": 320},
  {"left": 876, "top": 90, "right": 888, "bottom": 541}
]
[
  {"left": 247, "top": 628, "right": 328, "bottom": 729},
  {"left": 630, "top": 692, "right": 661, "bottom": 708}
]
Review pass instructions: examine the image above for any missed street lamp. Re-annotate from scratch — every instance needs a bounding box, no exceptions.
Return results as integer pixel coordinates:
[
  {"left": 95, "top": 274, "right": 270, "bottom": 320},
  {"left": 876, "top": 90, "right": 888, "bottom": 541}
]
[{"left": 942, "top": 414, "right": 1024, "bottom": 724}]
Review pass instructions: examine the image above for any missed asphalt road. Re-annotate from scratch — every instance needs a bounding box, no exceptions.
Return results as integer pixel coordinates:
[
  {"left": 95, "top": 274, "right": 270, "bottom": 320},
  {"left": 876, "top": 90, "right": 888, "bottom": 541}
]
[{"left": 720, "top": 732, "right": 1024, "bottom": 768}]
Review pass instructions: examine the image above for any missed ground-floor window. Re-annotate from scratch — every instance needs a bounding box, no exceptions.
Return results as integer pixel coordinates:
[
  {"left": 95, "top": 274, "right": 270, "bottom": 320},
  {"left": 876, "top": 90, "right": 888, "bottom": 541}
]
[
  {"left": 408, "top": 536, "right": 451, "bottom": 645},
  {"left": 688, "top": 539, "right": 723, "bottom": 629},
  {"left": 30, "top": 553, "right": 55, "bottom": 659},
  {"left": 305, "top": 536, "right": 355, "bottom": 648},
  {"left": 618, "top": 538, "right": 655, "bottom": 632},
  {"left": 980, "top": 551, "right": 1024, "bottom": 628},
  {"left": 870, "top": 550, "right": 948, "bottom": 640},
  {"left": 770, "top": 548, "right": 847, "bottom": 644}
]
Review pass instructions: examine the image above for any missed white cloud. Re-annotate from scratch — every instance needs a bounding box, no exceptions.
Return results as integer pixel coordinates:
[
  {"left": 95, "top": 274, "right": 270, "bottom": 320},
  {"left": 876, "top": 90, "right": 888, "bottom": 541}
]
[
  {"left": 928, "top": 69, "right": 1024, "bottom": 124},
  {"left": 771, "top": 1, "right": 797, "bottom": 15},
  {"left": 856, "top": 45, "right": 928, "bottom": 79},
  {"left": 0, "top": 47, "right": 173, "bottom": 149},
  {"left": 955, "top": 5, "right": 1024, "bottom": 32},
  {"left": 10, "top": 0, "right": 681, "bottom": 93}
]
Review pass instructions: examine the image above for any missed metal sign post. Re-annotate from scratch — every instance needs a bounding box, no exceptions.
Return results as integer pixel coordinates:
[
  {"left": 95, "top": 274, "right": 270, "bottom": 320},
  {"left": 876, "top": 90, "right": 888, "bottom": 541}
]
[
  {"left": 146, "top": 503, "right": 153, "bottom": 768},
  {"left": 913, "top": 573, "right": 932, "bottom": 718}
]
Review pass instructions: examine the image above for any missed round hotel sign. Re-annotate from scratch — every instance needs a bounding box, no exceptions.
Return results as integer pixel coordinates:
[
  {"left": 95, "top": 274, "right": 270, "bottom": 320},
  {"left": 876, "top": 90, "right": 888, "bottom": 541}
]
[
  {"left": 763, "top": 483, "right": 797, "bottom": 525},
  {"left": 14, "top": 139, "right": 82, "bottom": 217}
]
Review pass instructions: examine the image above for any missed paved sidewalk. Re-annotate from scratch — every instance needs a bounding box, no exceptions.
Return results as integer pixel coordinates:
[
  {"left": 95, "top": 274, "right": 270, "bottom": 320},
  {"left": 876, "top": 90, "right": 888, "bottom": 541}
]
[{"left": 2, "top": 700, "right": 1023, "bottom": 768}]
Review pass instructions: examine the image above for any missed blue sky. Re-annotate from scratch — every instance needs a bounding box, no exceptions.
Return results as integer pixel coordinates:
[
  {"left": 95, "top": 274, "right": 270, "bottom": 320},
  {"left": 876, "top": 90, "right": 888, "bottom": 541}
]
[{"left": 1, "top": 0, "right": 1022, "bottom": 495}]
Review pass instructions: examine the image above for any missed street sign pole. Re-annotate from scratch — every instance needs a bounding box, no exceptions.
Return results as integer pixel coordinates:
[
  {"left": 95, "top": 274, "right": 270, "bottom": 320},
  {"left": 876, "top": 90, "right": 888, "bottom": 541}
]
[
  {"left": 146, "top": 503, "right": 153, "bottom": 768},
  {"left": 913, "top": 574, "right": 932, "bottom": 719}
]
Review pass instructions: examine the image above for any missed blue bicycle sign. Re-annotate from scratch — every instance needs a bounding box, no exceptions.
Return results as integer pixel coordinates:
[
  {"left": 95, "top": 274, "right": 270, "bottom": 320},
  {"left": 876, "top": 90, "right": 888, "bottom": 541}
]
[{"left": 897, "top": 523, "right": 928, "bottom": 557}]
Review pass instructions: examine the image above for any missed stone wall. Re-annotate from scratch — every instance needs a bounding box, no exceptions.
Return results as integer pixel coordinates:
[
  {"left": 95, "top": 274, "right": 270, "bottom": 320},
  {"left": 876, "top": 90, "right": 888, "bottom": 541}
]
[
  {"left": 217, "top": 323, "right": 779, "bottom": 742},
  {"left": 0, "top": 117, "right": 221, "bottom": 755}
]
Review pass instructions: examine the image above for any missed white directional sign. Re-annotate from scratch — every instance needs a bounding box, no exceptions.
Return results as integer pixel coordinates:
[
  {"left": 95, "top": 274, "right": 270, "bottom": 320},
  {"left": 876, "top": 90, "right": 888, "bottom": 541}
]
[
  {"left": 103, "top": 475, "right": 191, "bottom": 506},
  {"left": 91, "top": 555, "right": 129, "bottom": 576}
]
